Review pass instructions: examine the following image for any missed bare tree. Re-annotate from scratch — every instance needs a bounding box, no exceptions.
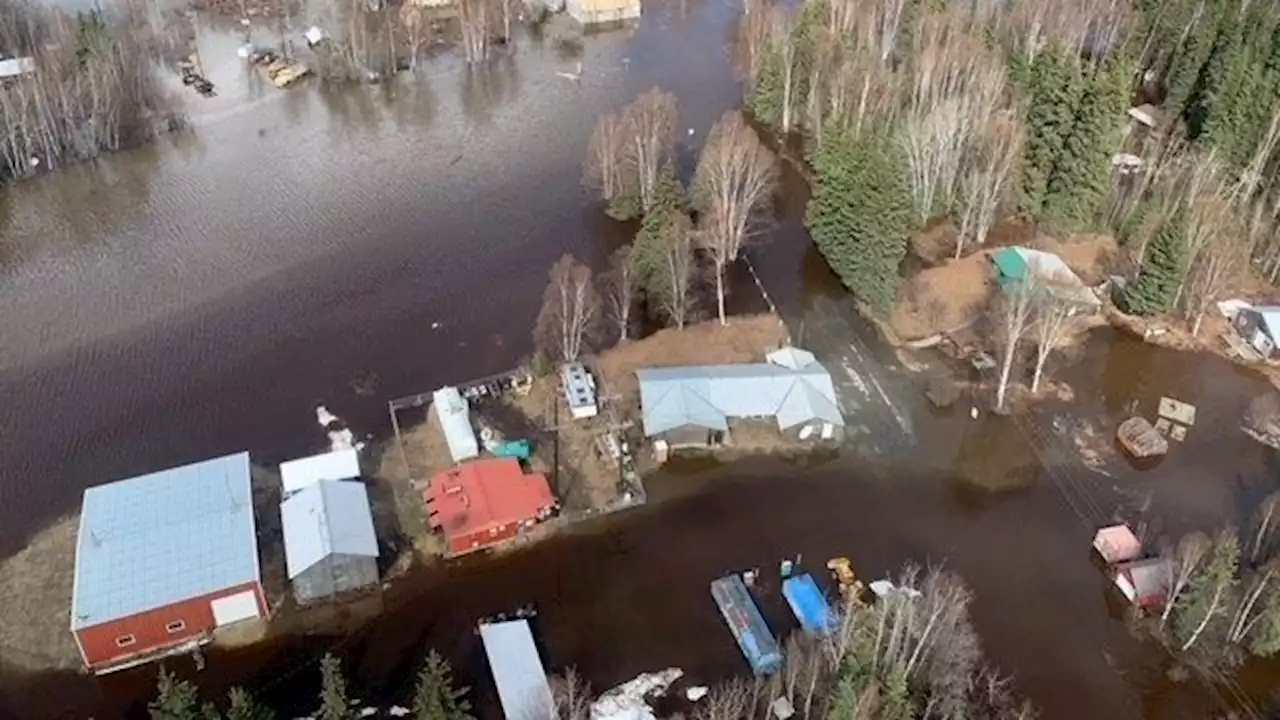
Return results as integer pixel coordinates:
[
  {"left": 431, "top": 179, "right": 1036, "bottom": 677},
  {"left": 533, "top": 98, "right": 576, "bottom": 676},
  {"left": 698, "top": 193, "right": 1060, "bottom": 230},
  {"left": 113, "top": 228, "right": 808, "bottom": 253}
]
[
  {"left": 1250, "top": 493, "right": 1280, "bottom": 565},
  {"left": 694, "top": 110, "right": 779, "bottom": 325},
  {"left": 765, "top": 6, "right": 803, "bottom": 134},
  {"left": 1029, "top": 290, "right": 1078, "bottom": 394},
  {"left": 535, "top": 255, "right": 600, "bottom": 363},
  {"left": 549, "top": 667, "right": 592, "bottom": 720},
  {"left": 692, "top": 677, "right": 754, "bottom": 720},
  {"left": 458, "top": 0, "right": 492, "bottom": 64},
  {"left": 602, "top": 246, "right": 638, "bottom": 342},
  {"left": 1183, "top": 216, "right": 1247, "bottom": 337},
  {"left": 1228, "top": 560, "right": 1278, "bottom": 645},
  {"left": 584, "top": 111, "right": 625, "bottom": 207},
  {"left": 621, "top": 88, "right": 678, "bottom": 215},
  {"left": 1161, "top": 532, "right": 1211, "bottom": 629},
  {"left": 956, "top": 112, "right": 1022, "bottom": 258},
  {"left": 991, "top": 275, "right": 1039, "bottom": 411},
  {"left": 902, "top": 13, "right": 1006, "bottom": 224},
  {"left": 654, "top": 215, "right": 698, "bottom": 328},
  {"left": 733, "top": 0, "right": 774, "bottom": 84}
]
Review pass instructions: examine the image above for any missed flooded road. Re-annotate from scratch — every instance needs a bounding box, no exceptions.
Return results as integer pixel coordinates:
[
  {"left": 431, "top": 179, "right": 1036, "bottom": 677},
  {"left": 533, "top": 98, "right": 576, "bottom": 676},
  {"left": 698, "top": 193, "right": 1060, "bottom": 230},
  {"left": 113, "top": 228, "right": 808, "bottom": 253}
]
[{"left": 1, "top": 1, "right": 1279, "bottom": 718}]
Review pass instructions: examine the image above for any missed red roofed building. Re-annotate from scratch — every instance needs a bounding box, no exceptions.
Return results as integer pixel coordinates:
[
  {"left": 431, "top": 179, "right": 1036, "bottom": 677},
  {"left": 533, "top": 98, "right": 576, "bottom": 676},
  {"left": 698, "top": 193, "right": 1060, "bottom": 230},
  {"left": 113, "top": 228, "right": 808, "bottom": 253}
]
[{"left": 423, "top": 458, "right": 557, "bottom": 555}]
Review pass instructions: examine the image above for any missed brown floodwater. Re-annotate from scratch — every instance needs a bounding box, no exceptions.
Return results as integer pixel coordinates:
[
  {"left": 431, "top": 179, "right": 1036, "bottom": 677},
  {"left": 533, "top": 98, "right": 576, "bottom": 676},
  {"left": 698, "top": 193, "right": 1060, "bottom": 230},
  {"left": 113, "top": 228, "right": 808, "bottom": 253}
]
[{"left": 2, "top": 2, "right": 1279, "bottom": 719}]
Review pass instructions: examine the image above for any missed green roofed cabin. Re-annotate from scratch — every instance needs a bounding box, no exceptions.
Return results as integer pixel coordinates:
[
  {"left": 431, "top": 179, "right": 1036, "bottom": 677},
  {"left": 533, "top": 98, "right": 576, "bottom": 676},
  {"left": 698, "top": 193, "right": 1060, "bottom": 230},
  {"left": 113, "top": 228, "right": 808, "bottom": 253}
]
[{"left": 991, "top": 247, "right": 1029, "bottom": 289}]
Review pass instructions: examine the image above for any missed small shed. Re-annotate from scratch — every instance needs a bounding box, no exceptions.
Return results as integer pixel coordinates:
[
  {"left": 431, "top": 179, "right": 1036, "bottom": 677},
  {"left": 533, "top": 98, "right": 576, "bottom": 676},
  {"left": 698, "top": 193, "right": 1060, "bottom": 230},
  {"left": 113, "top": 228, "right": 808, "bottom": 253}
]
[
  {"left": 433, "top": 386, "right": 480, "bottom": 463},
  {"left": 281, "top": 480, "right": 379, "bottom": 604},
  {"left": 478, "top": 619, "right": 554, "bottom": 720},
  {"left": 279, "top": 447, "right": 361, "bottom": 496},
  {"left": 560, "top": 362, "right": 599, "bottom": 420},
  {"left": 1128, "top": 103, "right": 1160, "bottom": 129},
  {"left": 1234, "top": 306, "right": 1280, "bottom": 359},
  {"left": 1113, "top": 557, "right": 1172, "bottom": 610},
  {"left": 1093, "top": 524, "right": 1142, "bottom": 565}
]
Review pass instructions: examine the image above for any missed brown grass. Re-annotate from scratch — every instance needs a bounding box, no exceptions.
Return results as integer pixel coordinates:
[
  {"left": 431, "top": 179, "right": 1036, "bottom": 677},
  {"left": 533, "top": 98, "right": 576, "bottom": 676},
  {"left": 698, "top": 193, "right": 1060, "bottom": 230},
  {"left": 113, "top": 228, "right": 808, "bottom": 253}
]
[
  {"left": 891, "top": 250, "right": 996, "bottom": 342},
  {"left": 0, "top": 515, "right": 82, "bottom": 672},
  {"left": 596, "top": 314, "right": 790, "bottom": 410}
]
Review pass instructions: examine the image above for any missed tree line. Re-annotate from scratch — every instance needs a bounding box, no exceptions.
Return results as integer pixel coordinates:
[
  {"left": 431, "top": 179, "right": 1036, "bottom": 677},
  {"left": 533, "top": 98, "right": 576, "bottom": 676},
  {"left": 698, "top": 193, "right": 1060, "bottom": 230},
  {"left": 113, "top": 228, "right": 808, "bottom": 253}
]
[
  {"left": 147, "top": 650, "right": 473, "bottom": 720},
  {"left": 731, "top": 0, "right": 1280, "bottom": 334},
  {"left": 539, "top": 86, "right": 779, "bottom": 366},
  {"left": 0, "top": 0, "right": 184, "bottom": 182}
]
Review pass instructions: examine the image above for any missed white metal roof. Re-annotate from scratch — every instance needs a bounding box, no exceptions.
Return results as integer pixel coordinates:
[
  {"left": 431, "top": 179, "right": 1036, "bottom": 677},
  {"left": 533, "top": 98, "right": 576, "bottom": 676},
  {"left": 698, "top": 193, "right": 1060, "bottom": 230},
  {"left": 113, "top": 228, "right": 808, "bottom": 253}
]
[
  {"left": 636, "top": 350, "right": 843, "bottom": 437},
  {"left": 72, "top": 452, "right": 261, "bottom": 630},
  {"left": 281, "top": 479, "right": 378, "bottom": 579},
  {"left": 479, "top": 619, "right": 554, "bottom": 720},
  {"left": 0, "top": 57, "right": 34, "bottom": 78},
  {"left": 433, "top": 387, "right": 479, "bottom": 463},
  {"left": 560, "top": 362, "right": 598, "bottom": 410},
  {"left": 280, "top": 448, "right": 361, "bottom": 495}
]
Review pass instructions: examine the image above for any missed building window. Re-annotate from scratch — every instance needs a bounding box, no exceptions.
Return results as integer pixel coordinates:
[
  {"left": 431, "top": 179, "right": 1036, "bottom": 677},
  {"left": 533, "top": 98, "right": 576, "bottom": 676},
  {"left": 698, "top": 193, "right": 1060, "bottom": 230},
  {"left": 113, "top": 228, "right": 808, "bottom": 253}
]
[
  {"left": 115, "top": 634, "right": 136, "bottom": 648},
  {"left": 165, "top": 620, "right": 186, "bottom": 634}
]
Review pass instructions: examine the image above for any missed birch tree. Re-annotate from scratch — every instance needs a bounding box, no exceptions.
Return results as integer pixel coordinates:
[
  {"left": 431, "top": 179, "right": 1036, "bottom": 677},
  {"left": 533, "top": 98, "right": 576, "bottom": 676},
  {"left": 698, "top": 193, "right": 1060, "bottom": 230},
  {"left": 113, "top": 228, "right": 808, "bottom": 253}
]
[
  {"left": 584, "top": 111, "right": 625, "bottom": 207},
  {"left": 458, "top": 0, "right": 492, "bottom": 64},
  {"left": 602, "top": 246, "right": 638, "bottom": 342},
  {"left": 1161, "top": 532, "right": 1210, "bottom": 629},
  {"left": 621, "top": 88, "right": 678, "bottom": 215},
  {"left": 956, "top": 114, "right": 1022, "bottom": 258},
  {"left": 991, "top": 275, "right": 1039, "bottom": 411},
  {"left": 1183, "top": 218, "right": 1247, "bottom": 336},
  {"left": 694, "top": 110, "right": 779, "bottom": 325},
  {"left": 535, "top": 255, "right": 600, "bottom": 363},
  {"left": 1029, "top": 289, "right": 1077, "bottom": 394}
]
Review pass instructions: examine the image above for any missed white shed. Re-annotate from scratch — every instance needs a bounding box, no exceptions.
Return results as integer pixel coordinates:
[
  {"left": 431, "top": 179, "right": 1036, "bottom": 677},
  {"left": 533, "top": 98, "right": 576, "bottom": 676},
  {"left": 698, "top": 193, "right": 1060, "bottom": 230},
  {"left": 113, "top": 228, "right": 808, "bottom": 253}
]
[
  {"left": 279, "top": 447, "right": 361, "bottom": 495},
  {"left": 433, "top": 386, "right": 479, "bottom": 463},
  {"left": 560, "top": 362, "right": 599, "bottom": 420}
]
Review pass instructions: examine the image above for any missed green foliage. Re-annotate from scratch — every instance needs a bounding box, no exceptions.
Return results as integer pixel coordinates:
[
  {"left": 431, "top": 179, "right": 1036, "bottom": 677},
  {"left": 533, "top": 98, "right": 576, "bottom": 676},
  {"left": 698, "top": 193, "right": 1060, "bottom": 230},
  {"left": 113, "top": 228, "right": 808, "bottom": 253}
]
[
  {"left": 879, "top": 669, "right": 915, "bottom": 720},
  {"left": 605, "top": 187, "right": 642, "bottom": 222},
  {"left": 749, "top": 43, "right": 785, "bottom": 129},
  {"left": 151, "top": 667, "right": 203, "bottom": 720},
  {"left": 1173, "top": 533, "right": 1240, "bottom": 650},
  {"left": 805, "top": 124, "right": 915, "bottom": 314},
  {"left": 1042, "top": 56, "right": 1132, "bottom": 230},
  {"left": 1247, "top": 584, "right": 1280, "bottom": 657},
  {"left": 1163, "top": 0, "right": 1230, "bottom": 122},
  {"left": 317, "top": 653, "right": 355, "bottom": 720},
  {"left": 630, "top": 164, "right": 685, "bottom": 295},
  {"left": 412, "top": 651, "right": 474, "bottom": 720},
  {"left": 1124, "top": 208, "right": 1189, "bottom": 315},
  {"left": 1017, "top": 44, "right": 1082, "bottom": 217},
  {"left": 226, "top": 688, "right": 274, "bottom": 720}
]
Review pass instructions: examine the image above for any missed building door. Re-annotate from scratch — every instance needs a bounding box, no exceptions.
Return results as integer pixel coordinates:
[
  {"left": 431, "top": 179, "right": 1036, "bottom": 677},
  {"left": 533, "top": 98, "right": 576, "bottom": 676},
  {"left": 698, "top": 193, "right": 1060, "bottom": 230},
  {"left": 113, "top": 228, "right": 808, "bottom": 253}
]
[{"left": 210, "top": 590, "right": 261, "bottom": 627}]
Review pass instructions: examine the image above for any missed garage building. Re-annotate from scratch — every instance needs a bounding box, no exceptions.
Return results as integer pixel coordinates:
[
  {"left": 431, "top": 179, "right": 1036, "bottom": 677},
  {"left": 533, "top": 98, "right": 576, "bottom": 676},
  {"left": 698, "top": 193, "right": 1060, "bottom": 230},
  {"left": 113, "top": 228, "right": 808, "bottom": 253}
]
[{"left": 70, "top": 451, "right": 266, "bottom": 673}]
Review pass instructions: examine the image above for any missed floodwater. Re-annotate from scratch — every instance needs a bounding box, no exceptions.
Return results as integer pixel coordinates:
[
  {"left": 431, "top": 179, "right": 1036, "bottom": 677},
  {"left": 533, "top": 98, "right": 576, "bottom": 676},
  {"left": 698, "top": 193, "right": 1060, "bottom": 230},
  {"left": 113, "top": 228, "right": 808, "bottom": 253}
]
[{"left": 1, "top": 2, "right": 1279, "bottom": 719}]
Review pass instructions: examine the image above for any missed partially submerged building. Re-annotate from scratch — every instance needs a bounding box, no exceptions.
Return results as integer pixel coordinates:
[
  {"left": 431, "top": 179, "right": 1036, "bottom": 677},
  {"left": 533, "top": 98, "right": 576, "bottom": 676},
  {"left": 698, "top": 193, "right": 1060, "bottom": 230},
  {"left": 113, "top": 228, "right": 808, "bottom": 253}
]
[
  {"left": 71, "top": 452, "right": 266, "bottom": 673},
  {"left": 561, "top": 361, "right": 599, "bottom": 420},
  {"left": 279, "top": 447, "right": 361, "bottom": 496},
  {"left": 422, "top": 458, "right": 557, "bottom": 555},
  {"left": 1093, "top": 524, "right": 1142, "bottom": 565},
  {"left": 565, "top": 0, "right": 640, "bottom": 25},
  {"left": 281, "top": 479, "right": 380, "bottom": 605},
  {"left": 1234, "top": 305, "right": 1280, "bottom": 359},
  {"left": 636, "top": 346, "right": 843, "bottom": 449},
  {"left": 478, "top": 618, "right": 554, "bottom": 720},
  {"left": 990, "top": 247, "right": 1101, "bottom": 312},
  {"left": 433, "top": 386, "right": 480, "bottom": 463},
  {"left": 1112, "top": 557, "right": 1173, "bottom": 610}
]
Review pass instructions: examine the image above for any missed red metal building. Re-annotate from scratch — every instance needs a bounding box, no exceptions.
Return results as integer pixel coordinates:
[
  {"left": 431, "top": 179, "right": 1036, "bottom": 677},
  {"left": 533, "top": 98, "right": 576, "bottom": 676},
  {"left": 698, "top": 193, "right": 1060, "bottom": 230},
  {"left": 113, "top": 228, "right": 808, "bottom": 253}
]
[
  {"left": 71, "top": 452, "right": 266, "bottom": 673},
  {"left": 422, "top": 458, "right": 557, "bottom": 555}
]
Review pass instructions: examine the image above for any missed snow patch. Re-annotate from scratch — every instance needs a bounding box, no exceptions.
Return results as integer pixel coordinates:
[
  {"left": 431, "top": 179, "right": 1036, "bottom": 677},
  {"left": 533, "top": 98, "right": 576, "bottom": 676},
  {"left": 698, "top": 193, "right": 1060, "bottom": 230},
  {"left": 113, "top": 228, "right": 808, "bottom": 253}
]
[{"left": 590, "top": 668, "right": 683, "bottom": 720}]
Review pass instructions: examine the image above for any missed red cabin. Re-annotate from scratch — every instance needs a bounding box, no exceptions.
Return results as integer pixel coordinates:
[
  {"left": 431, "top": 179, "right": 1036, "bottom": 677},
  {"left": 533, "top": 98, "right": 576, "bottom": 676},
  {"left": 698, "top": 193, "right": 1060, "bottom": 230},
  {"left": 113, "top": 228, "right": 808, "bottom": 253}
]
[{"left": 422, "top": 458, "right": 556, "bottom": 555}]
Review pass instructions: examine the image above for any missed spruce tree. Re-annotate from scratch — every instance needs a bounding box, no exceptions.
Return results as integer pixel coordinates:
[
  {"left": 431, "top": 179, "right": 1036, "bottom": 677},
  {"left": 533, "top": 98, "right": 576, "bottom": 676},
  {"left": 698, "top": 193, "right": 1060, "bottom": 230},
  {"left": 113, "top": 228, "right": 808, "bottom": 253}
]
[
  {"left": 411, "top": 651, "right": 475, "bottom": 720},
  {"left": 805, "top": 124, "right": 915, "bottom": 314},
  {"left": 1043, "top": 56, "right": 1131, "bottom": 230},
  {"left": 629, "top": 164, "right": 684, "bottom": 294},
  {"left": 1173, "top": 533, "right": 1240, "bottom": 651},
  {"left": 1164, "top": 0, "right": 1230, "bottom": 122},
  {"left": 1018, "top": 44, "right": 1083, "bottom": 217},
  {"left": 150, "top": 667, "right": 202, "bottom": 720},
  {"left": 1124, "top": 209, "right": 1189, "bottom": 316},
  {"left": 749, "top": 43, "right": 785, "bottom": 129},
  {"left": 226, "top": 688, "right": 274, "bottom": 720},
  {"left": 316, "top": 653, "right": 355, "bottom": 720}
]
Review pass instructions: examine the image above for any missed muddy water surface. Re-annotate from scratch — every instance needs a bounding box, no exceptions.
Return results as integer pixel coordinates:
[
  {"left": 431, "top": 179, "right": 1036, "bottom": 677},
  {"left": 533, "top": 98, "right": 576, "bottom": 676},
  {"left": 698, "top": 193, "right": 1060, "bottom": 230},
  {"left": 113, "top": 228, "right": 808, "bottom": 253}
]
[{"left": 1, "top": 2, "right": 1278, "bottom": 719}]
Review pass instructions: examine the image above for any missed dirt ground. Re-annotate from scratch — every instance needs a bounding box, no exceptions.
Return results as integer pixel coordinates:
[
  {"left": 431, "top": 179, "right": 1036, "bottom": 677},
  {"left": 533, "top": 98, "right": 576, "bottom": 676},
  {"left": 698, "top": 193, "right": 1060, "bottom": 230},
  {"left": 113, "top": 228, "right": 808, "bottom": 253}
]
[
  {"left": 0, "top": 515, "right": 82, "bottom": 672},
  {"left": 1030, "top": 233, "right": 1120, "bottom": 285},
  {"left": 892, "top": 249, "right": 996, "bottom": 342},
  {"left": 595, "top": 314, "right": 790, "bottom": 413}
]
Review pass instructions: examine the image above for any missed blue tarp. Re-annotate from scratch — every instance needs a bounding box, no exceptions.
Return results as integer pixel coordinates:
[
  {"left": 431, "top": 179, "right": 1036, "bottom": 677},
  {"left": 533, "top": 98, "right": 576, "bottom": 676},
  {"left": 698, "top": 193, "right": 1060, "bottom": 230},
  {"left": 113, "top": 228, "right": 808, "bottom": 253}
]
[{"left": 782, "top": 574, "right": 839, "bottom": 637}]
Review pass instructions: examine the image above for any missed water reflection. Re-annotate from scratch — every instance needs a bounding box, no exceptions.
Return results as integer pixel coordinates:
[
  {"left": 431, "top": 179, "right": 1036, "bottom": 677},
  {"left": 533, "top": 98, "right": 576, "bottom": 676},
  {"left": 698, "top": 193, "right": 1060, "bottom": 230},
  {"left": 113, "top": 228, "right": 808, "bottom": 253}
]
[{"left": 458, "top": 53, "right": 521, "bottom": 126}]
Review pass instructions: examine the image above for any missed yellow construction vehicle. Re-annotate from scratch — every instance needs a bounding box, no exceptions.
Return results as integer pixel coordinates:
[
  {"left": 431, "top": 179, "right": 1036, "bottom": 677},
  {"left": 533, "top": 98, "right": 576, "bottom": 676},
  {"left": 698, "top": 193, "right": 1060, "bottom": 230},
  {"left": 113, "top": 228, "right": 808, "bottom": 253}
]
[{"left": 826, "top": 557, "right": 865, "bottom": 604}]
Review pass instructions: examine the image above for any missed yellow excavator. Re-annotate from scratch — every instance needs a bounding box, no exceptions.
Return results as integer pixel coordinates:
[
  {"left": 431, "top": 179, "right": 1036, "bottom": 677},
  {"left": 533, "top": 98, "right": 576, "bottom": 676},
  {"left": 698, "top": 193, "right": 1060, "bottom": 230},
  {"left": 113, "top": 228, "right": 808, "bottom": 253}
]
[{"left": 827, "top": 557, "right": 866, "bottom": 604}]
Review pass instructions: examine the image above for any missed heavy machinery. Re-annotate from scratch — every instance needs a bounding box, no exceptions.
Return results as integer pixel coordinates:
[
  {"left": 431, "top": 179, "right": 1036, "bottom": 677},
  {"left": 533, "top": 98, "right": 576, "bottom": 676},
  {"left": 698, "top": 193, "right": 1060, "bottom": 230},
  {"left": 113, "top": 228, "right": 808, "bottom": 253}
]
[{"left": 826, "top": 557, "right": 866, "bottom": 604}]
